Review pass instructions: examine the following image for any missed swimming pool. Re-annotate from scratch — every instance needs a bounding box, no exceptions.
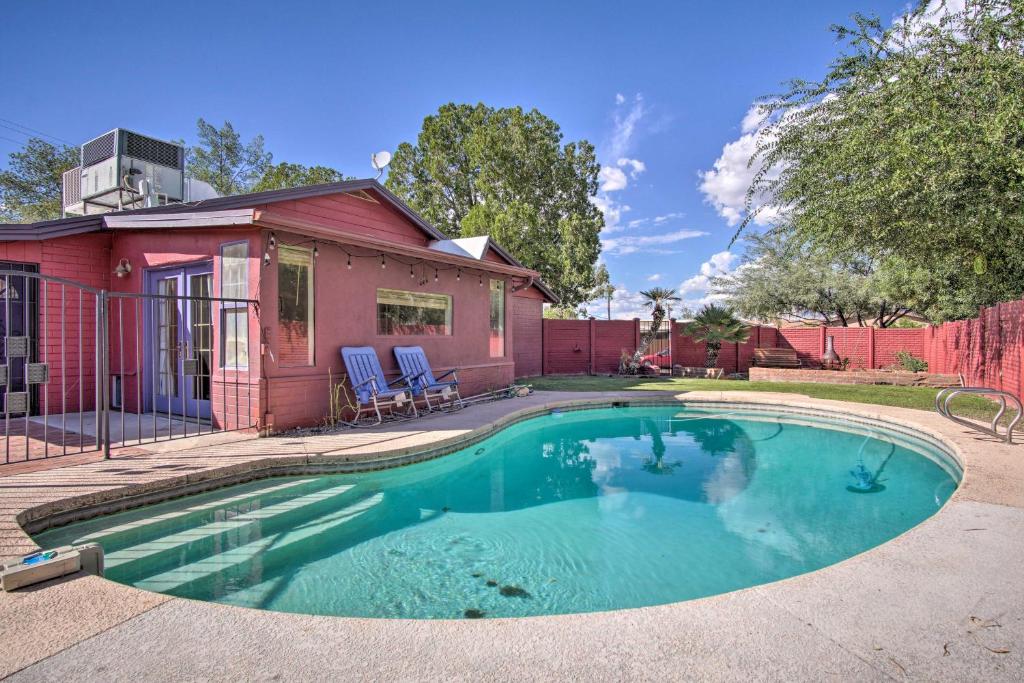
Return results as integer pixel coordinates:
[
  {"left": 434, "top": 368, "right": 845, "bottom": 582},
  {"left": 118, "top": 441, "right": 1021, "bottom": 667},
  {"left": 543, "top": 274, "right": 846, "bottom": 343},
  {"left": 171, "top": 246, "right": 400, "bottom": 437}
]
[{"left": 35, "top": 405, "right": 960, "bottom": 619}]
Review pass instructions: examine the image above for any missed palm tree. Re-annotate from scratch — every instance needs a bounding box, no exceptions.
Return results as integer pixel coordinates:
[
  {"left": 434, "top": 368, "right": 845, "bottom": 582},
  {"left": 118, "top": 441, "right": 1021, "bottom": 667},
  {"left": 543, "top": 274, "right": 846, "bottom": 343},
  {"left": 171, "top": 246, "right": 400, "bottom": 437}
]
[
  {"left": 682, "top": 304, "right": 750, "bottom": 369},
  {"left": 632, "top": 287, "right": 681, "bottom": 365}
]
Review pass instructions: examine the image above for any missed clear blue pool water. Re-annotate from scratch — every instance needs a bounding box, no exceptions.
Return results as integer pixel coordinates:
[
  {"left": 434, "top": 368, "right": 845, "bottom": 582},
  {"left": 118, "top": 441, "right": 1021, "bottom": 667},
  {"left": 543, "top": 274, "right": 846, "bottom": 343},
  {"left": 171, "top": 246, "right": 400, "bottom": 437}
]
[{"left": 35, "top": 406, "right": 959, "bottom": 619}]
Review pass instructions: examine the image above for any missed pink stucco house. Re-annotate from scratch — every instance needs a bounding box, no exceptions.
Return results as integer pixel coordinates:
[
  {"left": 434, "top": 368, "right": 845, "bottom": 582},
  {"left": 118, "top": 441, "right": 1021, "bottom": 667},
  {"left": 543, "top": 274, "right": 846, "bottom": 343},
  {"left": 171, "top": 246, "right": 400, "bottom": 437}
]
[{"left": 0, "top": 179, "right": 555, "bottom": 437}]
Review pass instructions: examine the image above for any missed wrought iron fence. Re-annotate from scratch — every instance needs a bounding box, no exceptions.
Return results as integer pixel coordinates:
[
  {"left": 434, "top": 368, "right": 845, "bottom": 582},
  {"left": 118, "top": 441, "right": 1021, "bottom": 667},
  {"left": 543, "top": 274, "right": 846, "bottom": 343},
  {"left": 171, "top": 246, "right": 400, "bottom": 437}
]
[{"left": 0, "top": 269, "right": 258, "bottom": 466}]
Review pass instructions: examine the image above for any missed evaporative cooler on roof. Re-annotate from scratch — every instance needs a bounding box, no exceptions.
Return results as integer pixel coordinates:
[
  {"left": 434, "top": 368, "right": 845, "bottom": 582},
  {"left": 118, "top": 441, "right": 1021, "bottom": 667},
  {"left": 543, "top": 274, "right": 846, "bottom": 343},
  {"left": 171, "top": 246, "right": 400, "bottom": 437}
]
[{"left": 62, "top": 129, "right": 185, "bottom": 216}]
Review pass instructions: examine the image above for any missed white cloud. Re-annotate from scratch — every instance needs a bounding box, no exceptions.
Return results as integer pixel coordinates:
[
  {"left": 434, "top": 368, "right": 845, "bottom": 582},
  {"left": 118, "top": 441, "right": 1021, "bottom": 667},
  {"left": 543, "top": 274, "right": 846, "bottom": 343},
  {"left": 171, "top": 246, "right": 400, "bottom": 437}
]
[
  {"left": 677, "top": 250, "right": 738, "bottom": 310},
  {"left": 653, "top": 211, "right": 684, "bottom": 224},
  {"left": 602, "top": 229, "right": 707, "bottom": 257},
  {"left": 592, "top": 194, "right": 631, "bottom": 233},
  {"left": 740, "top": 103, "right": 770, "bottom": 134},
  {"left": 599, "top": 166, "right": 629, "bottom": 192},
  {"left": 595, "top": 93, "right": 649, "bottom": 237},
  {"left": 698, "top": 103, "right": 783, "bottom": 227},
  {"left": 646, "top": 273, "right": 662, "bottom": 282},
  {"left": 609, "top": 93, "right": 647, "bottom": 160},
  {"left": 616, "top": 157, "right": 646, "bottom": 179}
]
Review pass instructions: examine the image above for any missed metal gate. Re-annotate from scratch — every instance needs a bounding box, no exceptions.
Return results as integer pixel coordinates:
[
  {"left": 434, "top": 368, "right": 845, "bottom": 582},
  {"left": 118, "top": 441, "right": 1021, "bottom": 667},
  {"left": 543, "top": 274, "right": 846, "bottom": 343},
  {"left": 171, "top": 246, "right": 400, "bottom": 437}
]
[
  {"left": 639, "top": 320, "right": 673, "bottom": 372},
  {"left": 0, "top": 269, "right": 258, "bottom": 466}
]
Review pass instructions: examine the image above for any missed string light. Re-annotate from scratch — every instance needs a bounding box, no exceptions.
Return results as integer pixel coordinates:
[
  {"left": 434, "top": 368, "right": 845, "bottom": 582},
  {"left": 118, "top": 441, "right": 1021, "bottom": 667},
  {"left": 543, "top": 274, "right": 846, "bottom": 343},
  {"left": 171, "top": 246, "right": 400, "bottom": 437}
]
[
  {"left": 434, "top": 268, "right": 439, "bottom": 282},
  {"left": 312, "top": 242, "right": 319, "bottom": 259},
  {"left": 456, "top": 269, "right": 461, "bottom": 281},
  {"left": 346, "top": 253, "right": 352, "bottom": 269},
  {"left": 479, "top": 274, "right": 483, "bottom": 287},
  {"left": 381, "top": 255, "right": 386, "bottom": 269},
  {"left": 410, "top": 264, "right": 415, "bottom": 278}
]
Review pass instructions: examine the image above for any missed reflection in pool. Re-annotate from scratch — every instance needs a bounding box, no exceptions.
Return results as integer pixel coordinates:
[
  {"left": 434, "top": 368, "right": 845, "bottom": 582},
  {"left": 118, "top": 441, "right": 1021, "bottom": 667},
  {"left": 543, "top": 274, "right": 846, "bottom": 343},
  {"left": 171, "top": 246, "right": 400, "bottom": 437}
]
[{"left": 35, "top": 406, "right": 959, "bottom": 618}]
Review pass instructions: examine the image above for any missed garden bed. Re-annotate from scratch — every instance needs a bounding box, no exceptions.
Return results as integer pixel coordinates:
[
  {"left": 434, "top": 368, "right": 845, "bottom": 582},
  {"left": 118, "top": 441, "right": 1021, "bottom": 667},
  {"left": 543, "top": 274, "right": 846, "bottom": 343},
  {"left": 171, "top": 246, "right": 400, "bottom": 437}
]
[{"left": 748, "top": 367, "right": 960, "bottom": 387}]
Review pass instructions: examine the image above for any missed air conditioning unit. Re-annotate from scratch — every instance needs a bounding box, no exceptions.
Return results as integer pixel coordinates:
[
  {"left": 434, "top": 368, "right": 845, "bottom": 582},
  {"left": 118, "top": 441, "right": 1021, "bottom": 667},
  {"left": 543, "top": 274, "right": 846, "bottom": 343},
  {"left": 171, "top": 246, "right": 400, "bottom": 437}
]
[{"left": 62, "top": 129, "right": 185, "bottom": 216}]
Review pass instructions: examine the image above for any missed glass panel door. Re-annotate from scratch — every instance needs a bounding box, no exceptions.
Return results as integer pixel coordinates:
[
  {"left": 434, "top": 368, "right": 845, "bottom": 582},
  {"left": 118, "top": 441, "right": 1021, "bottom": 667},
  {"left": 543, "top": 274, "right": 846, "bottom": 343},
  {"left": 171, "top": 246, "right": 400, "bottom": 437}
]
[
  {"left": 155, "top": 277, "right": 179, "bottom": 403},
  {"left": 147, "top": 264, "right": 212, "bottom": 420},
  {"left": 189, "top": 274, "right": 212, "bottom": 405}
]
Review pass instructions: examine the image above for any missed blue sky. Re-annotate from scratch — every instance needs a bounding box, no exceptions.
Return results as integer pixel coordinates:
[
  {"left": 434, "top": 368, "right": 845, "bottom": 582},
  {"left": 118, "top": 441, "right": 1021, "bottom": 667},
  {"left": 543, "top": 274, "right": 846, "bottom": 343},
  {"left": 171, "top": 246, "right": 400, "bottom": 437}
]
[{"left": 1, "top": 0, "right": 909, "bottom": 317}]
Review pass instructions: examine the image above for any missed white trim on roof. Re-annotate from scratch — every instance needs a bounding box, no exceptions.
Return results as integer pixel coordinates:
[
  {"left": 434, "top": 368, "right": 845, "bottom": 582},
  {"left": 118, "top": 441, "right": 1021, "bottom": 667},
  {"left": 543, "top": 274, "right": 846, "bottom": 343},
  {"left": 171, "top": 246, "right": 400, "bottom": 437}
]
[{"left": 428, "top": 235, "right": 492, "bottom": 260}]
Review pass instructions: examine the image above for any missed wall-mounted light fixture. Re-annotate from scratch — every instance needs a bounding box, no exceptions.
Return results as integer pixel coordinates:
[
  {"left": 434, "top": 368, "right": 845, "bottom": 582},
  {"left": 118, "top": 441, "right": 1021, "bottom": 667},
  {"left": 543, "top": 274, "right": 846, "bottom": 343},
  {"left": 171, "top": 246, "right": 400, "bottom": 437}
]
[
  {"left": 113, "top": 258, "right": 132, "bottom": 278},
  {"left": 268, "top": 233, "right": 277, "bottom": 250}
]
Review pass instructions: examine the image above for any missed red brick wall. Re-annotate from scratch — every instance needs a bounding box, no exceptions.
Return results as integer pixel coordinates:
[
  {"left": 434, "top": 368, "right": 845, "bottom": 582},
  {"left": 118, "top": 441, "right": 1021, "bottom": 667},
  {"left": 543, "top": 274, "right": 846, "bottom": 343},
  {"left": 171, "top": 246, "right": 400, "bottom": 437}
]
[
  {"left": 543, "top": 319, "right": 932, "bottom": 376},
  {"left": 922, "top": 298, "right": 1024, "bottom": 399},
  {"left": 542, "top": 319, "right": 591, "bottom": 374},
  {"left": 0, "top": 234, "right": 111, "bottom": 414}
]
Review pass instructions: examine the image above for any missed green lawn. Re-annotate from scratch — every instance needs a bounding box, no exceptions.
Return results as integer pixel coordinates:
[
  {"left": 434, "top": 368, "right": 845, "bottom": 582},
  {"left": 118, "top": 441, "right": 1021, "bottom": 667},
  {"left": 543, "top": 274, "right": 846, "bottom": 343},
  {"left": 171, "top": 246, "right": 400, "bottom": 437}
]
[{"left": 521, "top": 375, "right": 1010, "bottom": 426}]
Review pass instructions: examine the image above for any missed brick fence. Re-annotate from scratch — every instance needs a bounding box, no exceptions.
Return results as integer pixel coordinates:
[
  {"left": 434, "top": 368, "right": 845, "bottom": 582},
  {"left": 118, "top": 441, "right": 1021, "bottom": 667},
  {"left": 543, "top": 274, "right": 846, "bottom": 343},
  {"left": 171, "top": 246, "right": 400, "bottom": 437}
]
[
  {"left": 541, "top": 297, "right": 1024, "bottom": 401},
  {"left": 541, "top": 318, "right": 928, "bottom": 376},
  {"left": 922, "top": 298, "right": 1024, "bottom": 399}
]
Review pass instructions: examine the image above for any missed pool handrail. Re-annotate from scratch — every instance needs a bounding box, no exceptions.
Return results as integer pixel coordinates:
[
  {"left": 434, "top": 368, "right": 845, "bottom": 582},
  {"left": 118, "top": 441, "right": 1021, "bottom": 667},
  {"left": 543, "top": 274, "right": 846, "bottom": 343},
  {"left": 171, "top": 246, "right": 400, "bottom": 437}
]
[{"left": 935, "top": 386, "right": 1021, "bottom": 444}]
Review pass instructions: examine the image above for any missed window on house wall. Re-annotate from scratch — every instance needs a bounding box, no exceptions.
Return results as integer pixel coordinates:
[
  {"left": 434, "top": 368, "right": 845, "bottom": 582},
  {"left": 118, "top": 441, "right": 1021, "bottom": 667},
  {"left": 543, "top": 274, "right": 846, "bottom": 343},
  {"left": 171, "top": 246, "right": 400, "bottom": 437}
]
[
  {"left": 489, "top": 279, "right": 505, "bottom": 357},
  {"left": 377, "top": 289, "right": 452, "bottom": 335},
  {"left": 220, "top": 242, "right": 249, "bottom": 369},
  {"left": 278, "top": 245, "right": 314, "bottom": 366}
]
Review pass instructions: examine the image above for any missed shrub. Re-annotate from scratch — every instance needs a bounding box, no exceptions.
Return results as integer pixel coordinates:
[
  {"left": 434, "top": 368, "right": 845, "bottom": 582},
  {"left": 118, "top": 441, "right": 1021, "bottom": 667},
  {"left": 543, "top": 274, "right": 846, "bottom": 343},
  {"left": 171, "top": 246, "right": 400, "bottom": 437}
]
[{"left": 895, "top": 350, "right": 928, "bottom": 373}]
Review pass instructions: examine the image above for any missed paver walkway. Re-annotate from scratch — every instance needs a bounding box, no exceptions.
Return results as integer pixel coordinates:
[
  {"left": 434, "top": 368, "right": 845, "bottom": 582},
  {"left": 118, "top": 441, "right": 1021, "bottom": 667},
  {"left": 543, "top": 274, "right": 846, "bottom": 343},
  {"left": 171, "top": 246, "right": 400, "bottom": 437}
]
[{"left": 0, "top": 390, "right": 1021, "bottom": 681}]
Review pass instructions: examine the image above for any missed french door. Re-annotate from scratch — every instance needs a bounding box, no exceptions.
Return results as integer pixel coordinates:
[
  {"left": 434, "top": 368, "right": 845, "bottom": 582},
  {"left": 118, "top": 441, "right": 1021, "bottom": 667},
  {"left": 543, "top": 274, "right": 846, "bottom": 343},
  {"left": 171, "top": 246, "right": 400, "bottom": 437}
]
[{"left": 146, "top": 263, "right": 213, "bottom": 420}]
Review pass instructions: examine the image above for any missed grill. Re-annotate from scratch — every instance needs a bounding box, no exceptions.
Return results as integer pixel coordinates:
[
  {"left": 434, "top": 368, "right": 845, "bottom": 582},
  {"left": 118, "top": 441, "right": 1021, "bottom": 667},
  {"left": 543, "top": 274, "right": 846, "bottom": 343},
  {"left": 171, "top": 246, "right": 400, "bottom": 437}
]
[
  {"left": 82, "top": 131, "right": 117, "bottom": 167},
  {"left": 62, "top": 167, "right": 82, "bottom": 206},
  {"left": 123, "top": 131, "right": 183, "bottom": 169}
]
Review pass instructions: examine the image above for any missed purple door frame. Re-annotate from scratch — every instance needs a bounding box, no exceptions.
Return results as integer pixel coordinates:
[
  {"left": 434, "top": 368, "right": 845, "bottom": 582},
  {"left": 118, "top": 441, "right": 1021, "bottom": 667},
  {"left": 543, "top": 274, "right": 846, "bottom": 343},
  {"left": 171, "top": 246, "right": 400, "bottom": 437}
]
[{"left": 144, "top": 262, "right": 213, "bottom": 420}]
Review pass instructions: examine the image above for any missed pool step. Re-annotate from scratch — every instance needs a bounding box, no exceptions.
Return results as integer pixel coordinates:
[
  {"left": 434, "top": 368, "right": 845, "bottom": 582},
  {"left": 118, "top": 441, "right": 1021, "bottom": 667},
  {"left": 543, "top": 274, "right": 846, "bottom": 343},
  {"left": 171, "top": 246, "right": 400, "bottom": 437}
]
[
  {"left": 104, "top": 482, "right": 358, "bottom": 570},
  {"left": 72, "top": 478, "right": 318, "bottom": 546},
  {"left": 134, "top": 491, "right": 385, "bottom": 593}
]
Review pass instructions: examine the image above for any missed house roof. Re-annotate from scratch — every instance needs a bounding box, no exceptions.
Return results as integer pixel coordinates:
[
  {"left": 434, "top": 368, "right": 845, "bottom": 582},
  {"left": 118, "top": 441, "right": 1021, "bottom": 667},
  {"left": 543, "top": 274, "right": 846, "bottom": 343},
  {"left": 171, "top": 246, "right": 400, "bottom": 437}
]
[
  {"left": 0, "top": 179, "right": 445, "bottom": 241},
  {"left": 0, "top": 178, "right": 559, "bottom": 302}
]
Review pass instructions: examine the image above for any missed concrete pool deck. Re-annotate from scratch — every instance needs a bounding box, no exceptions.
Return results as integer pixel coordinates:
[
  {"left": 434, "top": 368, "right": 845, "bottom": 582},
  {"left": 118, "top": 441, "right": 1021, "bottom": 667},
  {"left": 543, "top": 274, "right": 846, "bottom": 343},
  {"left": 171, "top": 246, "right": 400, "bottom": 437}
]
[{"left": 0, "top": 390, "right": 1021, "bottom": 681}]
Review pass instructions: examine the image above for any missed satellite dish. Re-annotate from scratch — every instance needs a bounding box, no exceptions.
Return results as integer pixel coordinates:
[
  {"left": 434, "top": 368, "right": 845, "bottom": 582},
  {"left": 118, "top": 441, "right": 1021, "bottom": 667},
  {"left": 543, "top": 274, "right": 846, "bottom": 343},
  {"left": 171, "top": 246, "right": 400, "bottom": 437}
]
[{"left": 371, "top": 150, "right": 392, "bottom": 178}]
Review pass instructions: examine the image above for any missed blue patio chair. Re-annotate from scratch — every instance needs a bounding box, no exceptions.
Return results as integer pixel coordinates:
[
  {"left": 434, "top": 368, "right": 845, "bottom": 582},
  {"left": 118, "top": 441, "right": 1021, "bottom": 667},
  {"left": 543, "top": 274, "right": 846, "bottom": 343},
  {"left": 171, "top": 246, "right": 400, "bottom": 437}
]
[
  {"left": 393, "top": 346, "right": 464, "bottom": 412},
  {"left": 340, "top": 347, "right": 418, "bottom": 425}
]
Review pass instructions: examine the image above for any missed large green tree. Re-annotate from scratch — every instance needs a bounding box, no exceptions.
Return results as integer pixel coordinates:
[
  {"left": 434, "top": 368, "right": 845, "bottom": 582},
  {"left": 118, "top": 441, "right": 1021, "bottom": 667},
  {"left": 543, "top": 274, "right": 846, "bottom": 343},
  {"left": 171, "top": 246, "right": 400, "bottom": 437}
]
[
  {"left": 386, "top": 103, "right": 604, "bottom": 307},
  {"left": 713, "top": 231, "right": 918, "bottom": 327},
  {"left": 188, "top": 118, "right": 272, "bottom": 196},
  {"left": 252, "top": 162, "right": 348, "bottom": 192},
  {"left": 0, "top": 138, "right": 78, "bottom": 222},
  {"left": 740, "top": 0, "right": 1024, "bottom": 321}
]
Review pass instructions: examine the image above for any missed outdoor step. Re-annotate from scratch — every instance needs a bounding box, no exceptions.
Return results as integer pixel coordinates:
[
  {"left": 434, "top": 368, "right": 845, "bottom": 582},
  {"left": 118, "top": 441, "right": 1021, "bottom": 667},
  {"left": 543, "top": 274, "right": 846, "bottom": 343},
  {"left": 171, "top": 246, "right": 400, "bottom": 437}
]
[
  {"left": 134, "top": 491, "right": 385, "bottom": 593},
  {"left": 71, "top": 478, "right": 317, "bottom": 546},
  {"left": 104, "top": 482, "right": 358, "bottom": 570}
]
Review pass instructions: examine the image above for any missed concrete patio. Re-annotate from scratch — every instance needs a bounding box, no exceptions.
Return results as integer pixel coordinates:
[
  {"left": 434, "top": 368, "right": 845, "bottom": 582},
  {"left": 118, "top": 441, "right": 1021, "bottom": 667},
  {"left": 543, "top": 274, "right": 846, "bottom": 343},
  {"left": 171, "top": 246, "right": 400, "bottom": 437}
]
[{"left": 0, "top": 390, "right": 1021, "bottom": 681}]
